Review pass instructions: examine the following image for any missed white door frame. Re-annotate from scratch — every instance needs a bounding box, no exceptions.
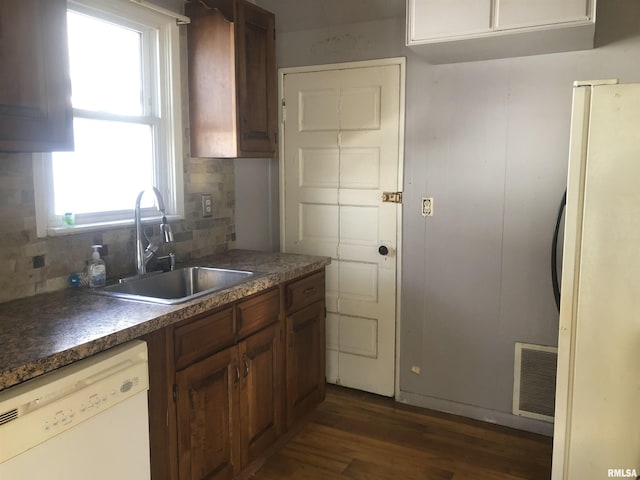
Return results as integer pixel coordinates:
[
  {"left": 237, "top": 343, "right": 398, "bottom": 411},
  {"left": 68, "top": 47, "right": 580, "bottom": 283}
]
[{"left": 278, "top": 57, "right": 406, "bottom": 398}]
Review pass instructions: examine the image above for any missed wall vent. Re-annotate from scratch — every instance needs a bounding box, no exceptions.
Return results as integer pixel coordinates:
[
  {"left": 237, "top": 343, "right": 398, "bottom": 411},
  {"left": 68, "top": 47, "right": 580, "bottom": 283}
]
[{"left": 513, "top": 342, "right": 557, "bottom": 423}]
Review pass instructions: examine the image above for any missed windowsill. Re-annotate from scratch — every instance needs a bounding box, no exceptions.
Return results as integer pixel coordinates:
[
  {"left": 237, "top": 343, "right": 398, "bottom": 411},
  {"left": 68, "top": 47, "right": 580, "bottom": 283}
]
[{"left": 45, "top": 214, "right": 183, "bottom": 237}]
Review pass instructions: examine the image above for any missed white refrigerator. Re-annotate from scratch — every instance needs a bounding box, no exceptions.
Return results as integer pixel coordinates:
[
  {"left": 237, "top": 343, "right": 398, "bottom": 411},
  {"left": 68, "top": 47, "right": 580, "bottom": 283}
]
[{"left": 552, "top": 80, "right": 640, "bottom": 478}]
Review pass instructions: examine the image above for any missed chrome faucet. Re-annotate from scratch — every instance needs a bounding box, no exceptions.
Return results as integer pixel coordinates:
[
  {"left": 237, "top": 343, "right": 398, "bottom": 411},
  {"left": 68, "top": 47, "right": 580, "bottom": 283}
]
[{"left": 134, "top": 187, "right": 174, "bottom": 276}]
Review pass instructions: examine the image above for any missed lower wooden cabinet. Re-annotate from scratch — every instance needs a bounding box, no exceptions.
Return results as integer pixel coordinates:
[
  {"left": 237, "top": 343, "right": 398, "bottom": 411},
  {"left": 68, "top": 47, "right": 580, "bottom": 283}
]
[
  {"left": 175, "top": 322, "right": 282, "bottom": 480},
  {"left": 285, "top": 299, "right": 326, "bottom": 427},
  {"left": 238, "top": 323, "right": 283, "bottom": 465},
  {"left": 144, "top": 271, "right": 326, "bottom": 480},
  {"left": 175, "top": 346, "right": 240, "bottom": 480}
]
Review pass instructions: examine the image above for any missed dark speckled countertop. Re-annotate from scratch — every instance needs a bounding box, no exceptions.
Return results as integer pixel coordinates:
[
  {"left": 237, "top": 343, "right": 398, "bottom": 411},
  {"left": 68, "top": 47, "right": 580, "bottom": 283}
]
[{"left": 0, "top": 250, "right": 330, "bottom": 392}]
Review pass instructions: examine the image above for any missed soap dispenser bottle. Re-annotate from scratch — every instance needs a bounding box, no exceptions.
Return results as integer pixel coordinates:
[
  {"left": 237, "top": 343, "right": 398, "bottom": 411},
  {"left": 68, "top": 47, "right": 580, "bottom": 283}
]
[{"left": 87, "top": 245, "right": 106, "bottom": 288}]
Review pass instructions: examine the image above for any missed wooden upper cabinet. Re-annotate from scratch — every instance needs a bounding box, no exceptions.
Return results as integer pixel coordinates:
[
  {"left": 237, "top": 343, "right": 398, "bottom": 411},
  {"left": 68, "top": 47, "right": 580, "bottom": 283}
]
[
  {"left": 0, "top": 0, "right": 73, "bottom": 152},
  {"left": 186, "top": 0, "right": 276, "bottom": 158}
]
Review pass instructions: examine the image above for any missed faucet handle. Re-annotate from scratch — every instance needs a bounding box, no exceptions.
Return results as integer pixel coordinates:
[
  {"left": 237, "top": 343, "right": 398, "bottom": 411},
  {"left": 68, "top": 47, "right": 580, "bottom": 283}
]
[
  {"left": 156, "top": 252, "right": 176, "bottom": 272},
  {"left": 144, "top": 242, "right": 159, "bottom": 259},
  {"left": 160, "top": 216, "right": 174, "bottom": 243}
]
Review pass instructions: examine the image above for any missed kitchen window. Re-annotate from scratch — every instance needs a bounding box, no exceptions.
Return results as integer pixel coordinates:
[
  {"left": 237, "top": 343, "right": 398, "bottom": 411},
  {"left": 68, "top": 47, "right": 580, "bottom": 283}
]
[{"left": 34, "top": 0, "right": 186, "bottom": 237}]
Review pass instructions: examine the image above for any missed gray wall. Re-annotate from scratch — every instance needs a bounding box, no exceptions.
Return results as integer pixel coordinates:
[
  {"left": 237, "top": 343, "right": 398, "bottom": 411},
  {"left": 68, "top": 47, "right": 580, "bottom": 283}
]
[
  {"left": 248, "top": 0, "right": 640, "bottom": 433},
  {"left": 233, "top": 157, "right": 279, "bottom": 251}
]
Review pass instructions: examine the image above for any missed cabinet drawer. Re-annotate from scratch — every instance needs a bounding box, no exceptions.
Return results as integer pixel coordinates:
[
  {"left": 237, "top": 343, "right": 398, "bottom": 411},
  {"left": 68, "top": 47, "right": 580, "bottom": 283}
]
[
  {"left": 286, "top": 271, "right": 325, "bottom": 314},
  {"left": 174, "top": 307, "right": 235, "bottom": 370},
  {"left": 236, "top": 288, "right": 280, "bottom": 340}
]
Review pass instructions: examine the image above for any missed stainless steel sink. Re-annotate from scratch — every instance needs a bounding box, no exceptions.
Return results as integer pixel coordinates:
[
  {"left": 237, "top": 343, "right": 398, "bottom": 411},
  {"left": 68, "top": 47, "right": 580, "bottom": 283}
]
[{"left": 94, "top": 266, "right": 254, "bottom": 304}]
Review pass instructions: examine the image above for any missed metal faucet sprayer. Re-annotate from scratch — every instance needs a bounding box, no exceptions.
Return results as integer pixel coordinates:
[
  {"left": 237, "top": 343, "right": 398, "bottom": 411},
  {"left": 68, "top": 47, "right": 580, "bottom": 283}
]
[{"left": 134, "top": 187, "right": 174, "bottom": 276}]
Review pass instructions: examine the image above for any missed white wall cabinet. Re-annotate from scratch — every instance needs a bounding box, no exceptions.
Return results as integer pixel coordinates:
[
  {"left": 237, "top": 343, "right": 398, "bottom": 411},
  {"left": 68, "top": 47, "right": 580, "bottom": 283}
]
[
  {"left": 494, "top": 0, "right": 590, "bottom": 30},
  {"left": 410, "top": 0, "right": 492, "bottom": 40},
  {"left": 407, "top": 0, "right": 596, "bottom": 63}
]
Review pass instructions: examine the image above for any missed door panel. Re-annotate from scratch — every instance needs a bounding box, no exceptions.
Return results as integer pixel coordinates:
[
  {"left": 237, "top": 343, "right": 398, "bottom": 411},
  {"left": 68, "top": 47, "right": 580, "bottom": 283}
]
[
  {"left": 340, "top": 261, "right": 378, "bottom": 303},
  {"left": 298, "top": 89, "right": 340, "bottom": 131},
  {"left": 340, "top": 87, "right": 381, "bottom": 130},
  {"left": 299, "top": 147, "right": 339, "bottom": 187},
  {"left": 283, "top": 62, "right": 402, "bottom": 396},
  {"left": 340, "top": 206, "right": 379, "bottom": 247},
  {"left": 298, "top": 204, "right": 339, "bottom": 259},
  {"left": 175, "top": 347, "right": 240, "bottom": 480},
  {"left": 340, "top": 147, "right": 380, "bottom": 188},
  {"left": 238, "top": 324, "right": 282, "bottom": 466},
  {"left": 339, "top": 315, "right": 378, "bottom": 357}
]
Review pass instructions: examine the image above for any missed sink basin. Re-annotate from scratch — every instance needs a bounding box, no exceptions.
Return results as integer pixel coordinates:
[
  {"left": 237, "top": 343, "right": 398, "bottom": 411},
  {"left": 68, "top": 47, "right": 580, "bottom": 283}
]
[{"left": 95, "top": 267, "right": 254, "bottom": 304}]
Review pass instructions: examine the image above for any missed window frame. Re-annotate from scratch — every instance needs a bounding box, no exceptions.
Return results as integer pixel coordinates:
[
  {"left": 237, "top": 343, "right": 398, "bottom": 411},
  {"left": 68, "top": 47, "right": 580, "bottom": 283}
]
[{"left": 34, "top": 0, "right": 185, "bottom": 237}]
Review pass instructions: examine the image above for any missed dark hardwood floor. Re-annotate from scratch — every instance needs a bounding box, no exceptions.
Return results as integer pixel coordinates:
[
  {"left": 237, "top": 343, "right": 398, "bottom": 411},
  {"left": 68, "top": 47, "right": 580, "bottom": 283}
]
[{"left": 250, "top": 385, "right": 553, "bottom": 479}]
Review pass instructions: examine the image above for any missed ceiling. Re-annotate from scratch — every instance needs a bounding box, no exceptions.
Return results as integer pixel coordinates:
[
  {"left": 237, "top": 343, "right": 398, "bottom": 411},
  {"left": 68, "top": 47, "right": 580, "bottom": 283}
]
[{"left": 254, "top": 0, "right": 405, "bottom": 33}]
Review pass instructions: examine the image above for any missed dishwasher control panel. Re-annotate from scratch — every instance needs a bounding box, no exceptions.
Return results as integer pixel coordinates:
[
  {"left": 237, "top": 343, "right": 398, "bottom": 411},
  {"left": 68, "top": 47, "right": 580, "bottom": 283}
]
[
  {"left": 42, "top": 374, "right": 142, "bottom": 434},
  {"left": 0, "top": 341, "right": 148, "bottom": 463}
]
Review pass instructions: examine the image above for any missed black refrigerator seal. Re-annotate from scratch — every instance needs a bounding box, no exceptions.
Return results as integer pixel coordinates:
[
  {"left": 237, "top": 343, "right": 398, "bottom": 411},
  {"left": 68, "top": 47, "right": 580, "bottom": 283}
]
[{"left": 552, "top": 189, "right": 567, "bottom": 312}]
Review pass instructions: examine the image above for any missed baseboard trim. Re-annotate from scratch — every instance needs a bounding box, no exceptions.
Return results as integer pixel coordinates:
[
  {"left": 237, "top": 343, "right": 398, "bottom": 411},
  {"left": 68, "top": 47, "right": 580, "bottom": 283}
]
[{"left": 396, "top": 390, "right": 554, "bottom": 437}]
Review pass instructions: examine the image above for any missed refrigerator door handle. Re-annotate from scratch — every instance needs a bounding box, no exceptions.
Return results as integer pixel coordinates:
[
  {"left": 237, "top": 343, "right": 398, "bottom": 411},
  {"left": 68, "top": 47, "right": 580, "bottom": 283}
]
[{"left": 551, "top": 190, "right": 567, "bottom": 313}]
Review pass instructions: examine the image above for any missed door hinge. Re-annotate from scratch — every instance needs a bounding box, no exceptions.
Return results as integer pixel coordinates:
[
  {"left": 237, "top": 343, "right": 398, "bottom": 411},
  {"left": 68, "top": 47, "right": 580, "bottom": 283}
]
[
  {"left": 173, "top": 384, "right": 178, "bottom": 402},
  {"left": 382, "top": 192, "right": 403, "bottom": 203}
]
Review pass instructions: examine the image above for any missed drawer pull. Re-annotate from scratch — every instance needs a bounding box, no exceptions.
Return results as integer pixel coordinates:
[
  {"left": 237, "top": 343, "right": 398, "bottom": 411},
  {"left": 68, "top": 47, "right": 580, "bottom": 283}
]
[{"left": 303, "top": 287, "right": 316, "bottom": 295}]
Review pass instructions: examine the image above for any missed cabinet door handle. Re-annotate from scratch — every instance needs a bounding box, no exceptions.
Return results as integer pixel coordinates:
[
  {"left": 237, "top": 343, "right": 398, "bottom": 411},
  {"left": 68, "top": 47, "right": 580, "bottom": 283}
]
[{"left": 242, "top": 355, "right": 249, "bottom": 377}]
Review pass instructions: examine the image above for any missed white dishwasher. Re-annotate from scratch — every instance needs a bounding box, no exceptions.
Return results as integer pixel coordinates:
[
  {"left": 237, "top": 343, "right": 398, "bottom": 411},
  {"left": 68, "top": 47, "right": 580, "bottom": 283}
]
[{"left": 0, "top": 340, "right": 151, "bottom": 480}]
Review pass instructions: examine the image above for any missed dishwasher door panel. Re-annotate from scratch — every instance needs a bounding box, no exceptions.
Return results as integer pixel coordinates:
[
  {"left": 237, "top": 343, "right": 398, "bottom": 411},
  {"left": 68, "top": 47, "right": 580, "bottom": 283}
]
[{"left": 0, "top": 391, "right": 150, "bottom": 479}]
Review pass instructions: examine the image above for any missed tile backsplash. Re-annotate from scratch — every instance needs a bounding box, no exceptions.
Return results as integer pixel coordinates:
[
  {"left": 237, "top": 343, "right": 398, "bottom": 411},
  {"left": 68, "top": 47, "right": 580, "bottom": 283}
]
[{"left": 0, "top": 152, "right": 235, "bottom": 304}]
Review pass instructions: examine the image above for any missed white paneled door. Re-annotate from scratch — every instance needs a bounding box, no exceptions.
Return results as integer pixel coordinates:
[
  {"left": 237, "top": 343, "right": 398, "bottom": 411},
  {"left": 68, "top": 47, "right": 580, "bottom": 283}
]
[{"left": 281, "top": 60, "right": 404, "bottom": 396}]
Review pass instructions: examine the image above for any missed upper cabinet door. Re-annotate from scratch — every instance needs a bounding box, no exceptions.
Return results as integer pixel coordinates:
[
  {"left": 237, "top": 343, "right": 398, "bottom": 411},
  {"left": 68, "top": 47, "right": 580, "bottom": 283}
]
[
  {"left": 406, "top": 0, "right": 595, "bottom": 62},
  {"left": 408, "top": 0, "right": 492, "bottom": 41},
  {"left": 495, "top": 0, "right": 591, "bottom": 30},
  {"left": 186, "top": 0, "right": 276, "bottom": 159},
  {"left": 0, "top": 0, "right": 73, "bottom": 152},
  {"left": 236, "top": 0, "right": 276, "bottom": 156}
]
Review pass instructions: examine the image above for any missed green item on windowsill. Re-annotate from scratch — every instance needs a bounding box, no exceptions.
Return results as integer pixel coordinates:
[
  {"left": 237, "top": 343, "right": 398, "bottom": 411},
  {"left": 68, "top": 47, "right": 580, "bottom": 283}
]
[{"left": 62, "top": 213, "right": 75, "bottom": 225}]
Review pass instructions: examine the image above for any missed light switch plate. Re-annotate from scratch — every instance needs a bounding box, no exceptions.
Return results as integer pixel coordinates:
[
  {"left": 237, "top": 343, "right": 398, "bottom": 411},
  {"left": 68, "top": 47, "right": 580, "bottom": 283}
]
[{"left": 201, "top": 194, "right": 213, "bottom": 217}]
